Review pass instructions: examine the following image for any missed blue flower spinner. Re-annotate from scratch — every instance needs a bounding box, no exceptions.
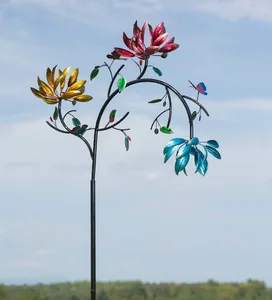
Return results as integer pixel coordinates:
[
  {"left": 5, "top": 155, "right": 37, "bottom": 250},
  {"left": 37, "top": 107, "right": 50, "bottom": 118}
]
[{"left": 163, "top": 137, "right": 221, "bottom": 176}]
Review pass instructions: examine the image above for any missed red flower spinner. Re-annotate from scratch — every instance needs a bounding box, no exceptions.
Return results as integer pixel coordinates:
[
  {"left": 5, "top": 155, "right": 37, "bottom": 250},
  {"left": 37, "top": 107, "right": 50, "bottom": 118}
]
[{"left": 114, "top": 21, "right": 179, "bottom": 60}]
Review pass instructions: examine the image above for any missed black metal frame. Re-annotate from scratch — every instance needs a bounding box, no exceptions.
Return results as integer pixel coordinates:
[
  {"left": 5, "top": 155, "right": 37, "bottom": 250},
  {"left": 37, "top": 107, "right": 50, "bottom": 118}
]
[{"left": 45, "top": 58, "right": 209, "bottom": 300}]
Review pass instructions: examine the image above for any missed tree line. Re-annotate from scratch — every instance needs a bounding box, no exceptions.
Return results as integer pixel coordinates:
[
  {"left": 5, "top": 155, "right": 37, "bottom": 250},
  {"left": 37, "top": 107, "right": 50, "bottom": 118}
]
[{"left": 0, "top": 279, "right": 270, "bottom": 299}]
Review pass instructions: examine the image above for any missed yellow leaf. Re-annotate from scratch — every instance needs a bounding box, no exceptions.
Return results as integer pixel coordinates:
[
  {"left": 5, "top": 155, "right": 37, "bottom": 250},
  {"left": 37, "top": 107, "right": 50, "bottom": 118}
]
[
  {"left": 68, "top": 68, "right": 79, "bottom": 87},
  {"left": 73, "top": 94, "right": 93, "bottom": 102},
  {"left": 61, "top": 90, "right": 82, "bottom": 99},
  {"left": 50, "top": 65, "right": 57, "bottom": 88},
  {"left": 30, "top": 87, "right": 46, "bottom": 99},
  {"left": 78, "top": 86, "right": 85, "bottom": 94},
  {"left": 38, "top": 79, "right": 55, "bottom": 97},
  {"left": 43, "top": 98, "right": 59, "bottom": 105},
  {"left": 67, "top": 80, "right": 86, "bottom": 91},
  {"left": 46, "top": 67, "right": 52, "bottom": 87},
  {"left": 54, "top": 66, "right": 70, "bottom": 90},
  {"left": 62, "top": 66, "right": 71, "bottom": 77},
  {"left": 60, "top": 77, "right": 66, "bottom": 91}
]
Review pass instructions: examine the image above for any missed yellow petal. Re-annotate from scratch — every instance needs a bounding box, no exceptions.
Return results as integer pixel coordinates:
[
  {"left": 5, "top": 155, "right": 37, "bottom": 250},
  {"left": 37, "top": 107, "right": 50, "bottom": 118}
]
[
  {"left": 50, "top": 65, "right": 57, "bottom": 88},
  {"left": 73, "top": 94, "right": 93, "bottom": 102},
  {"left": 78, "top": 86, "right": 85, "bottom": 94},
  {"left": 61, "top": 90, "right": 82, "bottom": 99},
  {"left": 38, "top": 79, "right": 55, "bottom": 97},
  {"left": 68, "top": 68, "right": 79, "bottom": 87},
  {"left": 60, "top": 77, "right": 66, "bottom": 91},
  {"left": 54, "top": 66, "right": 70, "bottom": 90},
  {"left": 30, "top": 87, "right": 46, "bottom": 99},
  {"left": 67, "top": 80, "right": 86, "bottom": 91},
  {"left": 43, "top": 98, "right": 59, "bottom": 105},
  {"left": 62, "top": 66, "right": 71, "bottom": 77},
  {"left": 46, "top": 67, "right": 52, "bottom": 87}
]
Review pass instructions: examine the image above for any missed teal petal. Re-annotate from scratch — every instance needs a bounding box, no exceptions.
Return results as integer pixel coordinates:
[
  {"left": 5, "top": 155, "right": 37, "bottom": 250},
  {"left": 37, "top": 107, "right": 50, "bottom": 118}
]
[
  {"left": 163, "top": 138, "right": 187, "bottom": 155},
  {"left": 206, "top": 145, "right": 221, "bottom": 159},
  {"left": 175, "top": 154, "right": 190, "bottom": 175},
  {"left": 207, "top": 140, "right": 219, "bottom": 149},
  {"left": 176, "top": 144, "right": 192, "bottom": 159}
]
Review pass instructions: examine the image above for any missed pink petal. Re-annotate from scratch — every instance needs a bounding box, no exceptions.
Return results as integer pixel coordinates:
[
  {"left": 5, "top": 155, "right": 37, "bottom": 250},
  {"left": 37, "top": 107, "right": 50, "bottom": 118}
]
[
  {"left": 135, "top": 53, "right": 147, "bottom": 60},
  {"left": 158, "top": 43, "right": 179, "bottom": 53},
  {"left": 153, "top": 22, "right": 166, "bottom": 41},
  {"left": 148, "top": 24, "right": 153, "bottom": 44},
  {"left": 141, "top": 21, "right": 148, "bottom": 44},
  {"left": 114, "top": 48, "right": 135, "bottom": 57},
  {"left": 131, "top": 38, "right": 143, "bottom": 53},
  {"left": 144, "top": 46, "right": 160, "bottom": 55},
  {"left": 164, "top": 37, "right": 175, "bottom": 46},
  {"left": 152, "top": 32, "right": 168, "bottom": 46},
  {"left": 133, "top": 20, "right": 141, "bottom": 35},
  {"left": 123, "top": 32, "right": 134, "bottom": 50},
  {"left": 136, "top": 33, "right": 145, "bottom": 52}
]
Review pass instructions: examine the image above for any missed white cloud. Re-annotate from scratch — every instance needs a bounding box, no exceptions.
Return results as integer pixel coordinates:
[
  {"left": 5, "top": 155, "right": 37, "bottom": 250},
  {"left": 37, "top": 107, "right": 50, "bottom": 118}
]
[{"left": 8, "top": 0, "right": 272, "bottom": 23}]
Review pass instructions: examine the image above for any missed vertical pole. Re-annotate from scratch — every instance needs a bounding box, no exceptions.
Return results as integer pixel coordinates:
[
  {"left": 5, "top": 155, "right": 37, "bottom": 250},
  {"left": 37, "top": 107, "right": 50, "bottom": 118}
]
[{"left": 90, "top": 179, "right": 96, "bottom": 300}]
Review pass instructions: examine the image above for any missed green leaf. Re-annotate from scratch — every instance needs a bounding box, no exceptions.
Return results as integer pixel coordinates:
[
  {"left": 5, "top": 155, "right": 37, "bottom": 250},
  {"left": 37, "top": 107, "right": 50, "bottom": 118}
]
[
  {"left": 72, "top": 117, "right": 81, "bottom": 127},
  {"left": 90, "top": 67, "right": 99, "bottom": 81},
  {"left": 160, "top": 126, "right": 173, "bottom": 134},
  {"left": 109, "top": 109, "right": 116, "bottom": 122},
  {"left": 191, "top": 111, "right": 197, "bottom": 121},
  {"left": 148, "top": 98, "right": 162, "bottom": 104},
  {"left": 125, "top": 136, "right": 129, "bottom": 151},
  {"left": 117, "top": 77, "right": 127, "bottom": 91},
  {"left": 53, "top": 107, "right": 58, "bottom": 120},
  {"left": 152, "top": 67, "right": 162, "bottom": 76}
]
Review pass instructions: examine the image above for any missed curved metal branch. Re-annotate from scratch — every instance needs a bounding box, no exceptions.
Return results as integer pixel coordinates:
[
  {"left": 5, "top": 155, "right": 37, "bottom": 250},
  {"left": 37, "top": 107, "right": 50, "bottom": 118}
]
[
  {"left": 137, "top": 58, "right": 148, "bottom": 80},
  {"left": 91, "top": 78, "right": 202, "bottom": 180},
  {"left": 181, "top": 95, "right": 210, "bottom": 117},
  {"left": 150, "top": 109, "right": 170, "bottom": 130},
  {"left": 107, "top": 64, "right": 125, "bottom": 98},
  {"left": 57, "top": 101, "right": 94, "bottom": 160},
  {"left": 104, "top": 61, "right": 113, "bottom": 80},
  {"left": 46, "top": 121, "right": 69, "bottom": 134},
  {"left": 98, "top": 112, "right": 130, "bottom": 132},
  {"left": 165, "top": 87, "right": 172, "bottom": 128},
  {"left": 63, "top": 109, "right": 77, "bottom": 120}
]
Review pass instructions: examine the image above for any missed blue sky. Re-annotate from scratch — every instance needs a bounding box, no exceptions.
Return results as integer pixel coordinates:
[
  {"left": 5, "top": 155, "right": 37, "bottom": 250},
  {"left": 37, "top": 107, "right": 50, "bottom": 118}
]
[{"left": 1, "top": 0, "right": 272, "bottom": 285}]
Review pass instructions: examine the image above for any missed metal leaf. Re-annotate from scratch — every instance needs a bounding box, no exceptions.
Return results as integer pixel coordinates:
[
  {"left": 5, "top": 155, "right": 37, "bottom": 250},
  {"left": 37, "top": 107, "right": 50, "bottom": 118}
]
[
  {"left": 72, "top": 117, "right": 81, "bottom": 127},
  {"left": 68, "top": 68, "right": 79, "bottom": 87},
  {"left": 43, "top": 98, "right": 58, "bottom": 105},
  {"left": 163, "top": 138, "right": 186, "bottom": 155},
  {"left": 67, "top": 80, "right": 86, "bottom": 91},
  {"left": 164, "top": 146, "right": 178, "bottom": 163},
  {"left": 30, "top": 87, "right": 46, "bottom": 99},
  {"left": 176, "top": 144, "right": 192, "bottom": 159},
  {"left": 187, "top": 137, "right": 199, "bottom": 146},
  {"left": 90, "top": 67, "right": 99, "bottom": 81},
  {"left": 109, "top": 109, "right": 116, "bottom": 122},
  {"left": 191, "top": 111, "right": 197, "bottom": 121},
  {"left": 152, "top": 67, "right": 162, "bottom": 76},
  {"left": 160, "top": 126, "right": 173, "bottom": 134},
  {"left": 174, "top": 154, "right": 190, "bottom": 175},
  {"left": 73, "top": 95, "right": 93, "bottom": 102},
  {"left": 38, "top": 78, "right": 54, "bottom": 97},
  {"left": 125, "top": 136, "right": 129, "bottom": 151},
  {"left": 46, "top": 67, "right": 52, "bottom": 87},
  {"left": 117, "top": 77, "right": 127, "bottom": 92},
  {"left": 207, "top": 140, "right": 219, "bottom": 149},
  {"left": 61, "top": 90, "right": 82, "bottom": 99},
  {"left": 148, "top": 98, "right": 162, "bottom": 104},
  {"left": 194, "top": 148, "right": 208, "bottom": 176},
  {"left": 205, "top": 145, "right": 221, "bottom": 159},
  {"left": 53, "top": 107, "right": 58, "bottom": 120}
]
